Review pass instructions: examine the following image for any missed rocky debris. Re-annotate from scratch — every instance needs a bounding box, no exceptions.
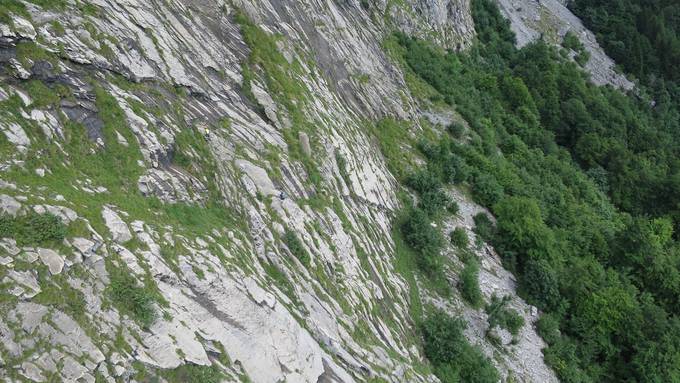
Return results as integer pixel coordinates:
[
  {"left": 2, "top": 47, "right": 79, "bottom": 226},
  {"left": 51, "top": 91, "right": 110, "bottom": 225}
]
[
  {"left": 19, "top": 361, "right": 45, "bottom": 382},
  {"left": 0, "top": 194, "right": 21, "bottom": 216},
  {"left": 13, "top": 17, "right": 37, "bottom": 40},
  {"left": 236, "top": 160, "right": 278, "bottom": 197},
  {"left": 495, "top": 0, "right": 633, "bottom": 89},
  {"left": 430, "top": 187, "right": 558, "bottom": 383},
  {"left": 101, "top": 206, "right": 132, "bottom": 243}
]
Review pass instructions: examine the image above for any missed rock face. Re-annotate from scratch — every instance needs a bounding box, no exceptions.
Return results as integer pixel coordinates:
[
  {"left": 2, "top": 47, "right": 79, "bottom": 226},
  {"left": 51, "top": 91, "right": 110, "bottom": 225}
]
[{"left": 0, "top": 0, "right": 624, "bottom": 381}]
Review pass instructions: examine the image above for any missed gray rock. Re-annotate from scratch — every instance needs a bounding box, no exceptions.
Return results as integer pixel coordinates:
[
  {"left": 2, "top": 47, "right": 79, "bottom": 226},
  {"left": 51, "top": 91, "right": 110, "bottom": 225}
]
[
  {"left": 13, "top": 17, "right": 36, "bottom": 40},
  {"left": 38, "top": 248, "right": 64, "bottom": 275},
  {"left": 1, "top": 122, "right": 30, "bottom": 148},
  {"left": 72, "top": 237, "right": 96, "bottom": 257},
  {"left": 299, "top": 131, "right": 311, "bottom": 157},
  {"left": 0, "top": 194, "right": 21, "bottom": 217},
  {"left": 7, "top": 270, "right": 41, "bottom": 298},
  {"left": 101, "top": 207, "right": 132, "bottom": 243}
]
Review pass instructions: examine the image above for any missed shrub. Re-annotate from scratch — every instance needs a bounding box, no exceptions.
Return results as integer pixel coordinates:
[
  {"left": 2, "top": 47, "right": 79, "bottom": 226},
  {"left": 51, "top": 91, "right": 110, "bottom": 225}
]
[
  {"left": 401, "top": 208, "right": 444, "bottom": 275},
  {"left": 575, "top": 50, "right": 590, "bottom": 66},
  {"left": 472, "top": 173, "right": 504, "bottom": 206},
  {"left": 418, "top": 189, "right": 451, "bottom": 217},
  {"left": 536, "top": 312, "right": 561, "bottom": 345},
  {"left": 447, "top": 200, "right": 460, "bottom": 215},
  {"left": 442, "top": 155, "right": 469, "bottom": 184},
  {"left": 283, "top": 229, "right": 310, "bottom": 267},
  {"left": 422, "top": 310, "right": 499, "bottom": 383},
  {"left": 562, "top": 31, "right": 583, "bottom": 51},
  {"left": 406, "top": 169, "right": 441, "bottom": 195},
  {"left": 0, "top": 212, "right": 67, "bottom": 246},
  {"left": 447, "top": 122, "right": 465, "bottom": 138},
  {"left": 0, "top": 215, "right": 13, "bottom": 238},
  {"left": 107, "top": 267, "right": 156, "bottom": 327},
  {"left": 472, "top": 212, "right": 495, "bottom": 243},
  {"left": 485, "top": 294, "right": 525, "bottom": 335},
  {"left": 450, "top": 227, "right": 468, "bottom": 249},
  {"left": 522, "top": 257, "right": 561, "bottom": 310},
  {"left": 459, "top": 261, "right": 483, "bottom": 308}
]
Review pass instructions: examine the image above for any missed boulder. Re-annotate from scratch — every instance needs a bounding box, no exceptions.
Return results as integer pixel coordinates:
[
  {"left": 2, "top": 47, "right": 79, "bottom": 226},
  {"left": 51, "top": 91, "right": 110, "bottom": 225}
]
[
  {"left": 0, "top": 194, "right": 21, "bottom": 216},
  {"left": 101, "top": 207, "right": 132, "bottom": 243},
  {"left": 38, "top": 248, "right": 64, "bottom": 275}
]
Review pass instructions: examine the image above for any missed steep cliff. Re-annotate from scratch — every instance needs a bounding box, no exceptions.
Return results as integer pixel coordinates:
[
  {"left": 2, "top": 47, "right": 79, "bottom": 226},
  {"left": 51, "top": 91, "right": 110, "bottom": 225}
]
[{"left": 0, "top": 0, "right": 617, "bottom": 382}]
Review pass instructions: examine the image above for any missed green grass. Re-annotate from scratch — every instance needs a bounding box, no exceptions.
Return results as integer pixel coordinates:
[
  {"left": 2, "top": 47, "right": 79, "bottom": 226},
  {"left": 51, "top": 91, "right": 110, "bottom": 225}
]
[
  {"left": 282, "top": 229, "right": 310, "bottom": 267},
  {"left": 33, "top": 273, "right": 87, "bottom": 322},
  {"left": 235, "top": 10, "right": 323, "bottom": 188},
  {"left": 15, "top": 41, "right": 55, "bottom": 67},
  {"left": 25, "top": 80, "right": 61, "bottom": 108},
  {"left": 162, "top": 364, "right": 224, "bottom": 383},
  {"left": 371, "top": 118, "right": 415, "bottom": 180},
  {"left": 0, "top": 0, "right": 29, "bottom": 23}
]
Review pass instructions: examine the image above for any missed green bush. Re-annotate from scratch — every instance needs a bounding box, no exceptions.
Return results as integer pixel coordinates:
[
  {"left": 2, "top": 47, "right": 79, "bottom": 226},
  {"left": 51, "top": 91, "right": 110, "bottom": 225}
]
[
  {"left": 418, "top": 189, "right": 451, "bottom": 217},
  {"left": 283, "top": 229, "right": 310, "bottom": 267},
  {"left": 442, "top": 154, "right": 470, "bottom": 184},
  {"left": 447, "top": 200, "right": 460, "bottom": 215},
  {"left": 406, "top": 169, "right": 441, "bottom": 194},
  {"left": 447, "top": 122, "right": 465, "bottom": 138},
  {"left": 107, "top": 267, "right": 156, "bottom": 327},
  {"left": 472, "top": 173, "right": 504, "bottom": 206},
  {"left": 536, "top": 312, "right": 561, "bottom": 345},
  {"left": 0, "top": 215, "right": 13, "bottom": 238},
  {"left": 0, "top": 213, "right": 67, "bottom": 246},
  {"left": 422, "top": 310, "right": 499, "bottom": 383},
  {"left": 485, "top": 295, "right": 524, "bottom": 335},
  {"left": 396, "top": 1, "right": 680, "bottom": 379},
  {"left": 472, "top": 213, "right": 495, "bottom": 243},
  {"left": 401, "top": 208, "right": 444, "bottom": 275},
  {"left": 562, "top": 31, "right": 583, "bottom": 51},
  {"left": 450, "top": 227, "right": 468, "bottom": 249},
  {"left": 459, "top": 260, "right": 483, "bottom": 308}
]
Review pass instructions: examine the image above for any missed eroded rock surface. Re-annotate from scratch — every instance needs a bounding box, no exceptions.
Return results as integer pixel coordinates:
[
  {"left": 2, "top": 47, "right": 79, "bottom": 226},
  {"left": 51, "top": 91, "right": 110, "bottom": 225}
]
[{"left": 0, "top": 0, "right": 619, "bottom": 381}]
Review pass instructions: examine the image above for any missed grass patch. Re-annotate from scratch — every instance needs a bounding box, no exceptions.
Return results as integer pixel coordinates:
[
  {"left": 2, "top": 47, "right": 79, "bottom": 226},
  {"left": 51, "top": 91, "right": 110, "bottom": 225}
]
[
  {"left": 282, "top": 229, "right": 310, "bottom": 267},
  {"left": 162, "top": 364, "right": 224, "bottom": 383}
]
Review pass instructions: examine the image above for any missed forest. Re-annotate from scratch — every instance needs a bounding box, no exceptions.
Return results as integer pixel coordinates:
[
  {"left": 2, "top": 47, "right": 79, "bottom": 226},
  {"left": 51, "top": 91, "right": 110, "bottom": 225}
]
[{"left": 394, "top": 0, "right": 680, "bottom": 381}]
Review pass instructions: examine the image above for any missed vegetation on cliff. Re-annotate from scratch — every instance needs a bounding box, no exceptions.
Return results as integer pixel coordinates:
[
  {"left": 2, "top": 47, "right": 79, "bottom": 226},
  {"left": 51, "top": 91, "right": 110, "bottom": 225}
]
[{"left": 391, "top": 0, "right": 680, "bottom": 381}]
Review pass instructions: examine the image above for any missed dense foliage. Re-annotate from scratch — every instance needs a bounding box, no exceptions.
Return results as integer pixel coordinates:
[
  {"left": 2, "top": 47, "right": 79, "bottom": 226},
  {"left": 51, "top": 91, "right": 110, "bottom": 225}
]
[
  {"left": 569, "top": 0, "right": 680, "bottom": 87},
  {"left": 394, "top": 0, "right": 680, "bottom": 381},
  {"left": 0, "top": 212, "right": 66, "bottom": 246},
  {"left": 421, "top": 311, "right": 499, "bottom": 383}
]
